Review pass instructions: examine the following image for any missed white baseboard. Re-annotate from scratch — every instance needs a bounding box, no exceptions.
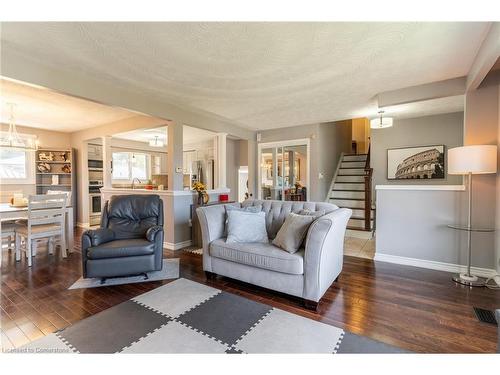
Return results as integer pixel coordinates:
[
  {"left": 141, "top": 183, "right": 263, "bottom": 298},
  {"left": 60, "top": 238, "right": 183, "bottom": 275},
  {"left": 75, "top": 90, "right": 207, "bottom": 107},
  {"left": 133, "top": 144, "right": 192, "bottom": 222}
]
[
  {"left": 164, "top": 240, "right": 192, "bottom": 251},
  {"left": 374, "top": 253, "right": 497, "bottom": 278}
]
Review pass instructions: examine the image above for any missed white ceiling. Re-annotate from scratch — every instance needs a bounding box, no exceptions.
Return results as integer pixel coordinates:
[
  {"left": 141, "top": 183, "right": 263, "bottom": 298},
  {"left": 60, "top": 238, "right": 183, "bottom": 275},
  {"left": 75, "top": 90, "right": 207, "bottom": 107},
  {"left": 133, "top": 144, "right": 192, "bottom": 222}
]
[
  {"left": 1, "top": 22, "right": 488, "bottom": 130},
  {"left": 114, "top": 125, "right": 216, "bottom": 145},
  {"left": 0, "top": 78, "right": 140, "bottom": 131}
]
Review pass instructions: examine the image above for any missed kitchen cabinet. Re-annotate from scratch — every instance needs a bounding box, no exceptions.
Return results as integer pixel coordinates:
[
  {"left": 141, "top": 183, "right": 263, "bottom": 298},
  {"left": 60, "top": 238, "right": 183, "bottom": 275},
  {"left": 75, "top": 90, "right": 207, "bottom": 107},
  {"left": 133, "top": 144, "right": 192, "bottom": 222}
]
[{"left": 88, "top": 144, "right": 102, "bottom": 160}]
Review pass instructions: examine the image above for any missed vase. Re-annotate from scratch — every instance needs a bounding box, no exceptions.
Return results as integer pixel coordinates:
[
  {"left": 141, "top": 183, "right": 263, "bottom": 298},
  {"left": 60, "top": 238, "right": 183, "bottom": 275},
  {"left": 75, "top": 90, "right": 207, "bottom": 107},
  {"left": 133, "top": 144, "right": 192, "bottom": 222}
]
[{"left": 197, "top": 192, "right": 204, "bottom": 206}]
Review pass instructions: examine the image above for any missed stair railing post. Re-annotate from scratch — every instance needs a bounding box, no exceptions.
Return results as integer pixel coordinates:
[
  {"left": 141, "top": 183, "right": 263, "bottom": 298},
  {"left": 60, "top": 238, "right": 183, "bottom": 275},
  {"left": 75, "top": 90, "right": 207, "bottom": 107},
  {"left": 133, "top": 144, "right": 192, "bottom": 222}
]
[{"left": 364, "top": 142, "right": 372, "bottom": 231}]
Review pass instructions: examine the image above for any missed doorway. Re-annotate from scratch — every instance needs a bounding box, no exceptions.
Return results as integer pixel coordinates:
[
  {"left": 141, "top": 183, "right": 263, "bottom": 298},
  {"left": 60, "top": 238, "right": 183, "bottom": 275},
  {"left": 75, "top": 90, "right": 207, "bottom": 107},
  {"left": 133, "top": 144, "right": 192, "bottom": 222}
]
[
  {"left": 238, "top": 166, "right": 248, "bottom": 202},
  {"left": 257, "top": 139, "right": 310, "bottom": 201}
]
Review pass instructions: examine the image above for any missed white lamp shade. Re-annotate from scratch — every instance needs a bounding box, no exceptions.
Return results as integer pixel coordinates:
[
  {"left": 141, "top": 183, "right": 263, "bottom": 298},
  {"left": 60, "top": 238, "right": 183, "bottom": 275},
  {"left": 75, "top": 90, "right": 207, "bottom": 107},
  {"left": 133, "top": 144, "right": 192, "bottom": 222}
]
[
  {"left": 370, "top": 117, "right": 393, "bottom": 129},
  {"left": 448, "top": 145, "right": 497, "bottom": 175}
]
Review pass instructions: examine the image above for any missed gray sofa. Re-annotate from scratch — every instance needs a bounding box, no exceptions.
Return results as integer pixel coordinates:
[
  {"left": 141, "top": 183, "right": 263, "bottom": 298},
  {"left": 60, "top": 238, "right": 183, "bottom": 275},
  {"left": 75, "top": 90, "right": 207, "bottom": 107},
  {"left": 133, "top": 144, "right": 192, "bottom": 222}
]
[
  {"left": 81, "top": 195, "right": 164, "bottom": 282},
  {"left": 196, "top": 199, "right": 352, "bottom": 310}
]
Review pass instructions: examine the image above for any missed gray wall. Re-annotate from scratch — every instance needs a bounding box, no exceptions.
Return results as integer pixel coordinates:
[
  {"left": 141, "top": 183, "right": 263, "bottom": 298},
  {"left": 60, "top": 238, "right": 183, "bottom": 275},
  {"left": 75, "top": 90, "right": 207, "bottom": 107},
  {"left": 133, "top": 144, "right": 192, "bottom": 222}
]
[
  {"left": 375, "top": 188, "right": 495, "bottom": 270},
  {"left": 464, "top": 84, "right": 499, "bottom": 272},
  {"left": 371, "top": 112, "right": 464, "bottom": 190},
  {"left": 257, "top": 121, "right": 352, "bottom": 202}
]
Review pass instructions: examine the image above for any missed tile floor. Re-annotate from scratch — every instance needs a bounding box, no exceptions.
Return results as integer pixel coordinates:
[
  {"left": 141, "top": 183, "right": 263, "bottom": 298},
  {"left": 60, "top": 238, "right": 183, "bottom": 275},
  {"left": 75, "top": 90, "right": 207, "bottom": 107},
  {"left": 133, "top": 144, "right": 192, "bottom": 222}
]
[{"left": 344, "top": 236, "right": 375, "bottom": 259}]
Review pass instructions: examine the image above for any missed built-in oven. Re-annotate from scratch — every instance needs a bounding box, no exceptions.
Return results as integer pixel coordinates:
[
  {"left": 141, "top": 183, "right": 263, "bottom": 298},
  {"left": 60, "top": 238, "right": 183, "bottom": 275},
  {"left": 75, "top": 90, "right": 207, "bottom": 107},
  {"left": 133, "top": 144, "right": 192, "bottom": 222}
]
[
  {"left": 88, "top": 159, "right": 103, "bottom": 170},
  {"left": 89, "top": 190, "right": 102, "bottom": 226}
]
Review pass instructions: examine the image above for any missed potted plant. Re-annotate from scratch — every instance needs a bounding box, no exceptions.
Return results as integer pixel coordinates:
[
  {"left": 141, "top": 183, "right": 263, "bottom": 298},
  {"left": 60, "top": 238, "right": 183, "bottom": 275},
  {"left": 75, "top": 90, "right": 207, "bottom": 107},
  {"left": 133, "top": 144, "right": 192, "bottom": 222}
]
[{"left": 192, "top": 181, "right": 208, "bottom": 205}]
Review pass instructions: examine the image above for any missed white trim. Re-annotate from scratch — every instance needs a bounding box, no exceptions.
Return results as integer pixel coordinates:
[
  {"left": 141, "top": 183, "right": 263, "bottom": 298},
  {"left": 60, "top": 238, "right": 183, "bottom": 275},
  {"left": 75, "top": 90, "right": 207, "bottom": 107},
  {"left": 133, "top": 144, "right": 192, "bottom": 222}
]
[
  {"left": 257, "top": 138, "right": 311, "bottom": 201},
  {"left": 164, "top": 240, "right": 192, "bottom": 250},
  {"left": 374, "top": 252, "right": 496, "bottom": 278},
  {"left": 375, "top": 185, "right": 465, "bottom": 191}
]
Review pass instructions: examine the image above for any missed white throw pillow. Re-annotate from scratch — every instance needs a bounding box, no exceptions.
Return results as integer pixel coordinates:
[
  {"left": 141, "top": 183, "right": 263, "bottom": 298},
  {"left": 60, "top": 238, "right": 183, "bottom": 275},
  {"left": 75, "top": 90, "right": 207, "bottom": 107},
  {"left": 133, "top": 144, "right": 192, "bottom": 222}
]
[
  {"left": 224, "top": 204, "right": 263, "bottom": 236},
  {"left": 272, "top": 213, "right": 314, "bottom": 253},
  {"left": 226, "top": 210, "right": 268, "bottom": 243}
]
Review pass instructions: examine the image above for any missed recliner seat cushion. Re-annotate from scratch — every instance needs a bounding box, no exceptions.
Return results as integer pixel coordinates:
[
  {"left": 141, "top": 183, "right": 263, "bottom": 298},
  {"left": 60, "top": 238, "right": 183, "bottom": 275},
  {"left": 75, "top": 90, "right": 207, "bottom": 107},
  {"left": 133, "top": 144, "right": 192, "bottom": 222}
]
[
  {"left": 107, "top": 195, "right": 161, "bottom": 239},
  {"left": 86, "top": 239, "right": 155, "bottom": 260},
  {"left": 209, "top": 239, "right": 304, "bottom": 275}
]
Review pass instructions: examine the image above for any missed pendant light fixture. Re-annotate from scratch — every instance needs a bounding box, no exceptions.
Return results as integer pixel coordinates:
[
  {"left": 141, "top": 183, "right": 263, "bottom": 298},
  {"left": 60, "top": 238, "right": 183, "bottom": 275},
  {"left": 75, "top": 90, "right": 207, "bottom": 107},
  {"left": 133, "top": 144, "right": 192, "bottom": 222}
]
[
  {"left": 1, "top": 103, "right": 38, "bottom": 150},
  {"left": 370, "top": 110, "right": 393, "bottom": 129},
  {"left": 149, "top": 136, "right": 164, "bottom": 147}
]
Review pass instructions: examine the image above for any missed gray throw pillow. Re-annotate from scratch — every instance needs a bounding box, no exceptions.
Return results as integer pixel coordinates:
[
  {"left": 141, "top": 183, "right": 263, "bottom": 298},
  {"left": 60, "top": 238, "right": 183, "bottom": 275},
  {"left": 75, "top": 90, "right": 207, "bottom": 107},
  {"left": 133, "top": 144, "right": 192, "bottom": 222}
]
[
  {"left": 272, "top": 213, "right": 314, "bottom": 253},
  {"left": 226, "top": 210, "right": 268, "bottom": 243},
  {"left": 298, "top": 209, "right": 326, "bottom": 219},
  {"left": 224, "top": 204, "right": 262, "bottom": 236}
]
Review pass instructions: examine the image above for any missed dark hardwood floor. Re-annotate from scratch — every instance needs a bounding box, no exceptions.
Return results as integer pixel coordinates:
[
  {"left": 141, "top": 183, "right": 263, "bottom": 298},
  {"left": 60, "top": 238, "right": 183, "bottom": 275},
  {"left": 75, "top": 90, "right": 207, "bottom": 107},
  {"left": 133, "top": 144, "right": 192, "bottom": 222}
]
[{"left": 1, "top": 228, "right": 499, "bottom": 353}]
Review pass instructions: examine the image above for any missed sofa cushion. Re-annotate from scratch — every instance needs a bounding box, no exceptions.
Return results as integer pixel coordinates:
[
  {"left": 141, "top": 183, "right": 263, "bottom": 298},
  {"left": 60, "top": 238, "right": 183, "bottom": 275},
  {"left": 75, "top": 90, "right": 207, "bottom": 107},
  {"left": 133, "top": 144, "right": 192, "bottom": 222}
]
[
  {"left": 86, "top": 239, "right": 155, "bottom": 260},
  {"left": 226, "top": 210, "right": 268, "bottom": 244},
  {"left": 210, "top": 238, "right": 304, "bottom": 275},
  {"left": 272, "top": 213, "right": 314, "bottom": 253},
  {"left": 241, "top": 200, "right": 337, "bottom": 239},
  {"left": 224, "top": 204, "right": 262, "bottom": 236}
]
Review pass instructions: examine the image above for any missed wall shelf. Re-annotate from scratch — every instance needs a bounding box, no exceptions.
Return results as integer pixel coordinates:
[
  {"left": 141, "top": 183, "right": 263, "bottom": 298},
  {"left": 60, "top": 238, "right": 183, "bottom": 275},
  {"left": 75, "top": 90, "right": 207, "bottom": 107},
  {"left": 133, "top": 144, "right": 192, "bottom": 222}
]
[{"left": 35, "top": 148, "right": 76, "bottom": 222}]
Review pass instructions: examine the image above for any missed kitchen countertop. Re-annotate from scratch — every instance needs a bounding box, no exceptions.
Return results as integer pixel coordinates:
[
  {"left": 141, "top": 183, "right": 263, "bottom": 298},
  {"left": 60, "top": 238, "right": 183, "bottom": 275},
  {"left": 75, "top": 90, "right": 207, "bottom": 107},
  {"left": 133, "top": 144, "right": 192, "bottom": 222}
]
[{"left": 101, "top": 187, "right": 230, "bottom": 195}]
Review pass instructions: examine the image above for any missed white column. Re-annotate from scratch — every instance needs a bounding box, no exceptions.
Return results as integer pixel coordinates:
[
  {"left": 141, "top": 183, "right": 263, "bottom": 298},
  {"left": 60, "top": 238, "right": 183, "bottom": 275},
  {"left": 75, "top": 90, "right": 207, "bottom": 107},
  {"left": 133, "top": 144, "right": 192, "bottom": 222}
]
[
  {"left": 167, "top": 122, "right": 184, "bottom": 191},
  {"left": 215, "top": 132, "right": 227, "bottom": 189},
  {"left": 102, "top": 136, "right": 112, "bottom": 189}
]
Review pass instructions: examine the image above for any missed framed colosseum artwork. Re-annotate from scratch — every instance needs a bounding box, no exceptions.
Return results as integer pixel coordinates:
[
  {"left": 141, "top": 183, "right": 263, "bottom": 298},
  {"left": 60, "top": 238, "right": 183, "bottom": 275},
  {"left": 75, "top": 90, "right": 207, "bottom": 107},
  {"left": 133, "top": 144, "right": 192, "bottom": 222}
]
[{"left": 387, "top": 145, "right": 445, "bottom": 180}]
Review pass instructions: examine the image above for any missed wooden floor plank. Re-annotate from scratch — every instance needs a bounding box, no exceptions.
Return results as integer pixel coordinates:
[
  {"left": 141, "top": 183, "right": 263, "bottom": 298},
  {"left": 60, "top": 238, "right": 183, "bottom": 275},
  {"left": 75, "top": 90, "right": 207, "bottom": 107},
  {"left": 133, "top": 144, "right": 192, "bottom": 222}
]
[{"left": 1, "top": 227, "right": 499, "bottom": 352}]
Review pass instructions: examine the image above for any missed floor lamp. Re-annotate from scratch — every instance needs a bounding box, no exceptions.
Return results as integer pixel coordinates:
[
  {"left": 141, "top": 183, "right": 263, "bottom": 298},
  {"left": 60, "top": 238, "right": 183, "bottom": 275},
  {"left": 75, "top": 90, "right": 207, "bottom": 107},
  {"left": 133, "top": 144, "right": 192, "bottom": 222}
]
[{"left": 448, "top": 145, "right": 497, "bottom": 287}]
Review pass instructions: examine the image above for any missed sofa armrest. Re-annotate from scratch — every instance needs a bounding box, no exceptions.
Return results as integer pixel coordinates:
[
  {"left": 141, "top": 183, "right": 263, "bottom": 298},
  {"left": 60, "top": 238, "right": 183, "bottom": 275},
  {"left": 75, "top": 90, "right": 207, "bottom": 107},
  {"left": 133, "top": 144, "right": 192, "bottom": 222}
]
[
  {"left": 196, "top": 204, "right": 232, "bottom": 272},
  {"left": 146, "top": 225, "right": 163, "bottom": 242},
  {"left": 303, "top": 208, "right": 352, "bottom": 302},
  {"left": 83, "top": 228, "right": 115, "bottom": 247}
]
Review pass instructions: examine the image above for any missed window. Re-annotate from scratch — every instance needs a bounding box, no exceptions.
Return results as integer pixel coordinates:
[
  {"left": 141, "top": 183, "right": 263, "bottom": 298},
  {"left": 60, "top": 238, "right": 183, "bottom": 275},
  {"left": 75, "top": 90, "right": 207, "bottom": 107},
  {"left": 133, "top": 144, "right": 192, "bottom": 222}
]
[
  {"left": 0, "top": 148, "right": 35, "bottom": 184},
  {"left": 112, "top": 152, "right": 149, "bottom": 181}
]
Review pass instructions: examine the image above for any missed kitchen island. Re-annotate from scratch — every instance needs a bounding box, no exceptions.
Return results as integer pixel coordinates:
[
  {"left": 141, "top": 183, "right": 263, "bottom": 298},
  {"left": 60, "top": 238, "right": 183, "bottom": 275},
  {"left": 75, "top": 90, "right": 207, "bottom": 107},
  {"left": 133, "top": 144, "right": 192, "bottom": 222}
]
[{"left": 100, "top": 187, "right": 230, "bottom": 250}]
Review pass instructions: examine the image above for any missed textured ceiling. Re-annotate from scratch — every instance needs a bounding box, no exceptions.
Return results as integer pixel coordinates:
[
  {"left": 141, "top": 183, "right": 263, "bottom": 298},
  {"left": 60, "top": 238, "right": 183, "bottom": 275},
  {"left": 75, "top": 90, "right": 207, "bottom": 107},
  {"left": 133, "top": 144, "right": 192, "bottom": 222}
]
[
  {"left": 114, "top": 125, "right": 216, "bottom": 145},
  {"left": 0, "top": 78, "right": 138, "bottom": 131},
  {"left": 1, "top": 22, "right": 488, "bottom": 130}
]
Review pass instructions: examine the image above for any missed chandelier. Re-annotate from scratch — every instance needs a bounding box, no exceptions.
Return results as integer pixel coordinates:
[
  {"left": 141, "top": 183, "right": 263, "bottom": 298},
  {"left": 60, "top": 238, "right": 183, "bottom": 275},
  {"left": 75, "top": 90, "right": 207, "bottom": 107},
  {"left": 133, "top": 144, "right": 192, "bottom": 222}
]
[
  {"left": 1, "top": 103, "right": 38, "bottom": 151},
  {"left": 370, "top": 110, "right": 393, "bottom": 129}
]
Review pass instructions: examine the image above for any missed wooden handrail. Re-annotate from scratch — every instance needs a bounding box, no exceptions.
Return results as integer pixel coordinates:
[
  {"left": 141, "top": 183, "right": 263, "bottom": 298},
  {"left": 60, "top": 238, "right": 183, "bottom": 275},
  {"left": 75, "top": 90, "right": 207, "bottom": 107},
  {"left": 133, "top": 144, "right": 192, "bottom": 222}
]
[{"left": 364, "top": 141, "right": 372, "bottom": 231}]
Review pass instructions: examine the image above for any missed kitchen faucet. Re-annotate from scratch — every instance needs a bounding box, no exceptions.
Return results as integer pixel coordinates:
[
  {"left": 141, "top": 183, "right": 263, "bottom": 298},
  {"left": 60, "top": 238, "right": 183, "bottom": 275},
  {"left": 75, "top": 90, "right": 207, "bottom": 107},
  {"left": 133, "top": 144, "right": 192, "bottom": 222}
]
[{"left": 132, "top": 177, "right": 142, "bottom": 189}]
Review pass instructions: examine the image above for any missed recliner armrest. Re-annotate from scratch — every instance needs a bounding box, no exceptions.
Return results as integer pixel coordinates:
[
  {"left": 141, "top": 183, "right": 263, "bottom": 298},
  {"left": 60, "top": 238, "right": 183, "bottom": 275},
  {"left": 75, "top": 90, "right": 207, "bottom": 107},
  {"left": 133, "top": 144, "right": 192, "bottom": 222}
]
[
  {"left": 83, "top": 228, "right": 115, "bottom": 247},
  {"left": 146, "top": 225, "right": 163, "bottom": 242}
]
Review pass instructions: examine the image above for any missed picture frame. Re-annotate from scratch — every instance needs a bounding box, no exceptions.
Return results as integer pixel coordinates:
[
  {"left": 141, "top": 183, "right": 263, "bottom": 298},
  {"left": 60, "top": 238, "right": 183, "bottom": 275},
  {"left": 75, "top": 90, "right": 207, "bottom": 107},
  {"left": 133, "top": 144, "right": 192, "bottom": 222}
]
[{"left": 387, "top": 144, "right": 446, "bottom": 180}]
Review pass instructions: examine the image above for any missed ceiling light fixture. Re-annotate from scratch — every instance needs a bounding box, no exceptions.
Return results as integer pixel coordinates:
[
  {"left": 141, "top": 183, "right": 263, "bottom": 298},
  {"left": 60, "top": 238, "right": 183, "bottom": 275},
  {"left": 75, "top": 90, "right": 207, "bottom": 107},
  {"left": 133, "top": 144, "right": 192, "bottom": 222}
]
[
  {"left": 149, "top": 136, "right": 164, "bottom": 147},
  {"left": 0, "top": 103, "right": 39, "bottom": 151},
  {"left": 370, "top": 110, "right": 393, "bottom": 129}
]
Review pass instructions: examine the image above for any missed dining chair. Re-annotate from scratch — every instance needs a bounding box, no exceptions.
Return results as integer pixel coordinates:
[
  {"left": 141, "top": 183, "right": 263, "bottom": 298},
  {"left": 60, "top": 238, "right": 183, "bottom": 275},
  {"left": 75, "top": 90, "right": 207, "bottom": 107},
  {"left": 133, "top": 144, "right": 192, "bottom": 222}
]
[
  {"left": 1, "top": 221, "right": 17, "bottom": 251},
  {"left": 15, "top": 194, "right": 67, "bottom": 267}
]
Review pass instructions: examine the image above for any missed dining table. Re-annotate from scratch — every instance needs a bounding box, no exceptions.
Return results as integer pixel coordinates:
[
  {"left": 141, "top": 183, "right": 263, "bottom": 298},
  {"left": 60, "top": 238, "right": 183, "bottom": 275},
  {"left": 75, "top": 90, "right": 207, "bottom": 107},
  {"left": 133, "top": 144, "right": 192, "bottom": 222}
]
[{"left": 0, "top": 203, "right": 75, "bottom": 252}]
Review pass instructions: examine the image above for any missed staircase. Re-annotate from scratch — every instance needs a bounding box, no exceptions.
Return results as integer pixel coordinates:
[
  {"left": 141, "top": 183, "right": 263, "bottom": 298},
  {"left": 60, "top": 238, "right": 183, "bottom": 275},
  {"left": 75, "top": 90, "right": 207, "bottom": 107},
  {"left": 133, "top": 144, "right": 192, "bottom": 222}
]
[{"left": 327, "top": 152, "right": 375, "bottom": 233}]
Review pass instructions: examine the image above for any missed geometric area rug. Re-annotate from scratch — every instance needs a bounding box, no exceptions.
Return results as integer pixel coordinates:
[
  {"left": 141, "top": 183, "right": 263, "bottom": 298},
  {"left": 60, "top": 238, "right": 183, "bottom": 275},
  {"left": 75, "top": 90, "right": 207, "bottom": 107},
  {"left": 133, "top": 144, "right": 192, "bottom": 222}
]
[
  {"left": 15, "top": 278, "right": 408, "bottom": 353},
  {"left": 68, "top": 259, "right": 179, "bottom": 290}
]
